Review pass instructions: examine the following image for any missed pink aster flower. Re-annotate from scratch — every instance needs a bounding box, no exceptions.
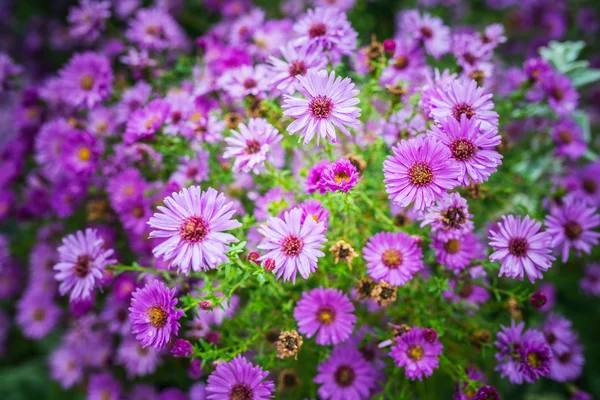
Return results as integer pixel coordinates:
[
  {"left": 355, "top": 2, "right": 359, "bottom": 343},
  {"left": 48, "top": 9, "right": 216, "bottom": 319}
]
[
  {"left": 398, "top": 10, "right": 451, "bottom": 59},
  {"left": 580, "top": 264, "right": 600, "bottom": 296},
  {"left": 258, "top": 207, "right": 326, "bottom": 283},
  {"left": 268, "top": 43, "right": 327, "bottom": 96},
  {"left": 429, "top": 115, "right": 502, "bottom": 185},
  {"left": 379, "top": 37, "right": 426, "bottom": 86},
  {"left": 383, "top": 135, "right": 460, "bottom": 212},
  {"left": 390, "top": 327, "right": 444, "bottom": 381},
  {"left": 217, "top": 64, "right": 270, "bottom": 99},
  {"left": 294, "top": 287, "right": 356, "bottom": 345},
  {"left": 545, "top": 197, "right": 600, "bottom": 263},
  {"left": 129, "top": 280, "right": 184, "bottom": 350},
  {"left": 68, "top": 0, "right": 111, "bottom": 43},
  {"left": 320, "top": 158, "right": 359, "bottom": 193},
  {"left": 282, "top": 69, "right": 361, "bottom": 145},
  {"left": 488, "top": 215, "right": 555, "bottom": 283},
  {"left": 299, "top": 199, "right": 331, "bottom": 228},
  {"left": 206, "top": 355, "right": 274, "bottom": 400},
  {"left": 58, "top": 52, "right": 113, "bottom": 109},
  {"left": 305, "top": 159, "right": 331, "bottom": 194},
  {"left": 363, "top": 231, "right": 424, "bottom": 286},
  {"left": 429, "top": 78, "right": 499, "bottom": 130},
  {"left": 420, "top": 193, "right": 474, "bottom": 240},
  {"left": 54, "top": 229, "right": 115, "bottom": 302},
  {"left": 541, "top": 71, "right": 578, "bottom": 116},
  {"left": 223, "top": 118, "right": 282, "bottom": 174},
  {"left": 148, "top": 186, "right": 242, "bottom": 275},
  {"left": 551, "top": 118, "right": 587, "bottom": 160},
  {"left": 126, "top": 8, "right": 187, "bottom": 51},
  {"left": 431, "top": 232, "right": 482, "bottom": 273},
  {"left": 124, "top": 99, "right": 169, "bottom": 144}
]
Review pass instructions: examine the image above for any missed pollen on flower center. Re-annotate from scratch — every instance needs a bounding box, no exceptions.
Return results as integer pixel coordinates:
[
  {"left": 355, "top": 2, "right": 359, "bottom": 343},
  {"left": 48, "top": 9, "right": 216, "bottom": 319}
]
[
  {"left": 382, "top": 249, "right": 403, "bottom": 268},
  {"left": 33, "top": 308, "right": 46, "bottom": 322},
  {"left": 394, "top": 55, "right": 409, "bottom": 70},
  {"left": 508, "top": 237, "right": 529, "bottom": 256},
  {"left": 408, "top": 162, "right": 433, "bottom": 187},
  {"left": 80, "top": 74, "right": 95, "bottom": 90},
  {"left": 230, "top": 384, "right": 253, "bottom": 400},
  {"left": 281, "top": 235, "right": 304, "bottom": 256},
  {"left": 74, "top": 254, "right": 91, "bottom": 277},
  {"left": 288, "top": 60, "right": 307, "bottom": 77},
  {"left": 308, "top": 23, "right": 327, "bottom": 38},
  {"left": 564, "top": 221, "right": 583, "bottom": 240},
  {"left": 78, "top": 147, "right": 91, "bottom": 161},
  {"left": 451, "top": 139, "right": 477, "bottom": 161},
  {"left": 453, "top": 104, "right": 476, "bottom": 120},
  {"left": 444, "top": 239, "right": 461, "bottom": 254},
  {"left": 551, "top": 87, "right": 564, "bottom": 101},
  {"left": 147, "top": 305, "right": 168, "bottom": 328},
  {"left": 243, "top": 78, "right": 257, "bottom": 89},
  {"left": 557, "top": 130, "right": 573, "bottom": 144},
  {"left": 245, "top": 140, "right": 261, "bottom": 154},
  {"left": 179, "top": 216, "right": 209, "bottom": 243},
  {"left": 316, "top": 306, "right": 336, "bottom": 324},
  {"left": 146, "top": 25, "right": 163, "bottom": 37},
  {"left": 527, "top": 351, "right": 542, "bottom": 368},
  {"left": 407, "top": 345, "right": 424, "bottom": 361},
  {"left": 309, "top": 95, "right": 334, "bottom": 119},
  {"left": 441, "top": 207, "right": 466, "bottom": 229},
  {"left": 334, "top": 365, "right": 356, "bottom": 387},
  {"left": 334, "top": 171, "right": 349, "bottom": 184}
]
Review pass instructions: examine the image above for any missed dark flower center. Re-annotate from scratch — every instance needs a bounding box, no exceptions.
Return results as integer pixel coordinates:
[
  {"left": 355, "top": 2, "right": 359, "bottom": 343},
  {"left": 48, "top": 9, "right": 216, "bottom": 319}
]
[
  {"left": 230, "top": 384, "right": 253, "bottom": 400},
  {"left": 451, "top": 139, "right": 477, "bottom": 161},
  {"left": 557, "top": 130, "right": 573, "bottom": 144},
  {"left": 558, "top": 352, "right": 572, "bottom": 363},
  {"left": 475, "top": 386, "right": 499, "bottom": 400},
  {"left": 583, "top": 178, "right": 597, "bottom": 194},
  {"left": 564, "top": 221, "right": 583, "bottom": 240},
  {"left": 281, "top": 235, "right": 303, "bottom": 256},
  {"left": 309, "top": 95, "right": 334, "bottom": 119},
  {"left": 179, "top": 216, "right": 209, "bottom": 243},
  {"left": 508, "top": 237, "right": 529, "bottom": 257},
  {"left": 463, "top": 52, "right": 477, "bottom": 65},
  {"left": 459, "top": 282, "right": 474, "bottom": 298},
  {"left": 245, "top": 139, "right": 261, "bottom": 154},
  {"left": 545, "top": 332, "right": 556, "bottom": 344},
  {"left": 80, "top": 74, "right": 95, "bottom": 90},
  {"left": 394, "top": 55, "right": 409, "bottom": 70},
  {"left": 334, "top": 365, "right": 356, "bottom": 387},
  {"left": 308, "top": 23, "right": 327, "bottom": 38},
  {"left": 243, "top": 78, "right": 257, "bottom": 90},
  {"left": 316, "top": 306, "right": 336, "bottom": 325},
  {"left": 444, "top": 239, "right": 461, "bottom": 254},
  {"left": 408, "top": 162, "right": 433, "bottom": 187},
  {"left": 75, "top": 255, "right": 91, "bottom": 277},
  {"left": 382, "top": 249, "right": 403, "bottom": 268},
  {"left": 288, "top": 60, "right": 307, "bottom": 77},
  {"left": 420, "top": 26, "right": 433, "bottom": 39},
  {"left": 453, "top": 104, "right": 476, "bottom": 120},
  {"left": 551, "top": 87, "right": 564, "bottom": 101},
  {"left": 33, "top": 308, "right": 46, "bottom": 322},
  {"left": 132, "top": 207, "right": 144, "bottom": 218},
  {"left": 171, "top": 111, "right": 182, "bottom": 124},
  {"left": 407, "top": 345, "right": 424, "bottom": 361},
  {"left": 334, "top": 171, "right": 350, "bottom": 184},
  {"left": 147, "top": 306, "right": 168, "bottom": 328},
  {"left": 281, "top": 370, "right": 299, "bottom": 388},
  {"left": 441, "top": 207, "right": 467, "bottom": 229},
  {"left": 526, "top": 351, "right": 542, "bottom": 369},
  {"left": 186, "top": 167, "right": 199, "bottom": 178}
]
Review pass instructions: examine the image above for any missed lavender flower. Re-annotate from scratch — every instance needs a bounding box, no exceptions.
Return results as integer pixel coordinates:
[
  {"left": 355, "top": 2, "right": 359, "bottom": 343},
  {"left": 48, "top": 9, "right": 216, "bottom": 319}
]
[
  {"left": 390, "top": 327, "right": 443, "bottom": 381},
  {"left": 57, "top": 52, "right": 113, "bottom": 109},
  {"left": 320, "top": 158, "right": 359, "bottom": 193},
  {"left": 68, "top": 0, "right": 111, "bottom": 42},
  {"left": 206, "top": 355, "right": 274, "bottom": 400},
  {"left": 223, "top": 118, "right": 282, "bottom": 174},
  {"left": 268, "top": 43, "right": 327, "bottom": 95}
]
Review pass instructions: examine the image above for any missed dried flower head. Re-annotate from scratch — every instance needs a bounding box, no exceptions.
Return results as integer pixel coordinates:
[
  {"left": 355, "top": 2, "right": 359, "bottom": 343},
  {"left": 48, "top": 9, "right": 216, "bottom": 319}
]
[
  {"left": 371, "top": 280, "right": 397, "bottom": 306},
  {"left": 354, "top": 277, "right": 375, "bottom": 301},
  {"left": 329, "top": 240, "right": 358, "bottom": 266},
  {"left": 276, "top": 330, "right": 303, "bottom": 359},
  {"left": 345, "top": 153, "right": 367, "bottom": 176},
  {"left": 278, "top": 369, "right": 301, "bottom": 391}
]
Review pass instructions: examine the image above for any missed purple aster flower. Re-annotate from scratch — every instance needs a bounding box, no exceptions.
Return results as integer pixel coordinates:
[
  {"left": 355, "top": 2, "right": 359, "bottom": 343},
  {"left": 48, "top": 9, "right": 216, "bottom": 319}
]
[
  {"left": 0, "top": 53, "right": 22, "bottom": 93},
  {"left": 428, "top": 115, "right": 502, "bottom": 185},
  {"left": 305, "top": 159, "right": 330, "bottom": 194},
  {"left": 474, "top": 386, "right": 500, "bottom": 400},
  {"left": 363, "top": 231, "right": 424, "bottom": 286},
  {"left": 390, "top": 326, "right": 443, "bottom": 381},
  {"left": 130, "top": 385, "right": 159, "bottom": 400},
  {"left": 190, "top": 383, "right": 206, "bottom": 400},
  {"left": 170, "top": 152, "right": 210, "bottom": 186},
  {"left": 320, "top": 158, "right": 359, "bottom": 193},
  {"left": 124, "top": 99, "right": 169, "bottom": 144},
  {"left": 0, "top": 189, "right": 14, "bottom": 221},
  {"left": 383, "top": 135, "right": 460, "bottom": 212},
  {"left": 100, "top": 295, "right": 131, "bottom": 335},
  {"left": 452, "top": 32, "right": 492, "bottom": 71},
  {"left": 398, "top": 10, "right": 451, "bottom": 59},
  {"left": 171, "top": 338, "right": 193, "bottom": 357},
  {"left": 16, "top": 292, "right": 61, "bottom": 339},
  {"left": 518, "top": 329, "right": 552, "bottom": 383},
  {"left": 545, "top": 197, "right": 600, "bottom": 263},
  {"left": 87, "top": 106, "right": 116, "bottom": 137},
  {"left": 218, "top": 64, "right": 270, "bottom": 99},
  {"left": 379, "top": 37, "right": 426, "bottom": 86},
  {"left": 488, "top": 215, "right": 555, "bottom": 283},
  {"left": 116, "top": 81, "right": 152, "bottom": 123},
  {"left": 159, "top": 388, "right": 187, "bottom": 400},
  {"left": 444, "top": 266, "right": 490, "bottom": 310},
  {"left": 126, "top": 8, "right": 187, "bottom": 51},
  {"left": 54, "top": 228, "right": 115, "bottom": 302},
  {"left": 481, "top": 23, "right": 506, "bottom": 47},
  {"left": 68, "top": 0, "right": 111, "bottom": 42},
  {"left": 294, "top": 287, "right": 356, "bottom": 345},
  {"left": 581, "top": 263, "right": 600, "bottom": 296},
  {"left": 299, "top": 199, "right": 331, "bottom": 228},
  {"left": 58, "top": 52, "right": 113, "bottom": 109},
  {"left": 421, "top": 193, "right": 474, "bottom": 240},
  {"left": 148, "top": 186, "right": 242, "bottom": 274},
  {"left": 282, "top": 69, "right": 361, "bottom": 145},
  {"left": 117, "top": 335, "right": 162, "bottom": 377},
  {"left": 564, "top": 161, "right": 600, "bottom": 207},
  {"left": 129, "top": 279, "right": 184, "bottom": 349},
  {"left": 429, "top": 78, "right": 499, "bottom": 130},
  {"left": 258, "top": 207, "right": 326, "bottom": 282},
  {"left": 292, "top": 7, "right": 357, "bottom": 63},
  {"left": 163, "top": 92, "right": 195, "bottom": 136},
  {"left": 382, "top": 108, "right": 427, "bottom": 145},
  {"left": 62, "top": 130, "right": 100, "bottom": 177},
  {"left": 542, "top": 313, "right": 578, "bottom": 355},
  {"left": 206, "top": 355, "right": 274, "bottom": 400},
  {"left": 494, "top": 320, "right": 526, "bottom": 384},
  {"left": 35, "top": 119, "right": 77, "bottom": 182},
  {"left": 223, "top": 118, "right": 282, "bottom": 174},
  {"left": 314, "top": 342, "right": 377, "bottom": 400},
  {"left": 524, "top": 57, "right": 553, "bottom": 82},
  {"left": 551, "top": 118, "right": 586, "bottom": 160},
  {"left": 268, "top": 43, "right": 327, "bottom": 95},
  {"left": 550, "top": 342, "right": 584, "bottom": 382},
  {"left": 253, "top": 187, "right": 296, "bottom": 221},
  {"left": 432, "top": 232, "right": 482, "bottom": 273},
  {"left": 542, "top": 71, "right": 578, "bottom": 115},
  {"left": 49, "top": 346, "right": 83, "bottom": 388},
  {"left": 88, "top": 373, "right": 121, "bottom": 400}
]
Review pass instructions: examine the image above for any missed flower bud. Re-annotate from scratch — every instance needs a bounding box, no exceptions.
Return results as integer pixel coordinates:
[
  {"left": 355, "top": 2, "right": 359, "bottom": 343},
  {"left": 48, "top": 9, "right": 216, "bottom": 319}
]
[
  {"left": 529, "top": 291, "right": 547, "bottom": 309},
  {"left": 383, "top": 39, "right": 396, "bottom": 55},
  {"left": 248, "top": 251, "right": 260, "bottom": 264}
]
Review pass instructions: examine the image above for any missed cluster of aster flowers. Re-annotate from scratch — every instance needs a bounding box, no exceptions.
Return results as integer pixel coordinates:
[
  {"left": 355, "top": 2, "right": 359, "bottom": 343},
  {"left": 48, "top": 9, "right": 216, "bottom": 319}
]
[{"left": 0, "top": 0, "right": 599, "bottom": 399}]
